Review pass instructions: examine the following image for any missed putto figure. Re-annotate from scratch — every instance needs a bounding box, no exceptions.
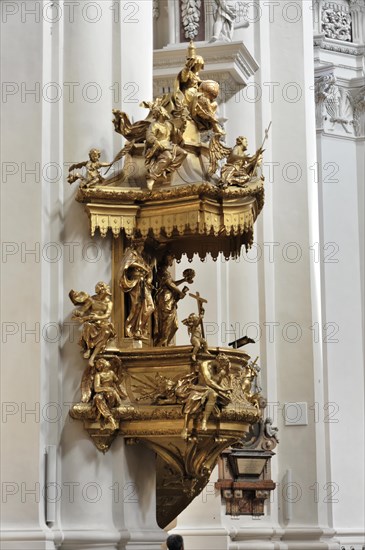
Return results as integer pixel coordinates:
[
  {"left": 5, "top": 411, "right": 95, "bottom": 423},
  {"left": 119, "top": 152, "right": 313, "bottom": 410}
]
[
  {"left": 182, "top": 309, "right": 209, "bottom": 361},
  {"left": 68, "top": 148, "right": 112, "bottom": 187},
  {"left": 176, "top": 353, "right": 233, "bottom": 438},
  {"left": 119, "top": 242, "right": 154, "bottom": 340},
  {"left": 220, "top": 136, "right": 263, "bottom": 188},
  {"left": 69, "top": 282, "right": 116, "bottom": 366}
]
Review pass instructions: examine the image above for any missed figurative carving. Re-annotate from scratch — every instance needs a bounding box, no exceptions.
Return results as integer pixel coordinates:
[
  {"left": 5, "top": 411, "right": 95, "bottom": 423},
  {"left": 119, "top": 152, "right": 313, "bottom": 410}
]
[
  {"left": 175, "top": 44, "right": 224, "bottom": 136},
  {"left": 70, "top": 282, "right": 116, "bottom": 366},
  {"left": 72, "top": 358, "right": 127, "bottom": 431},
  {"left": 322, "top": 8, "right": 352, "bottom": 42},
  {"left": 220, "top": 136, "right": 263, "bottom": 188},
  {"left": 176, "top": 353, "right": 233, "bottom": 438},
  {"left": 211, "top": 0, "right": 237, "bottom": 42},
  {"left": 264, "top": 417, "right": 279, "bottom": 443},
  {"left": 154, "top": 255, "right": 195, "bottom": 346},
  {"left": 119, "top": 243, "right": 154, "bottom": 340},
  {"left": 143, "top": 99, "right": 188, "bottom": 190},
  {"left": 183, "top": 292, "right": 210, "bottom": 361},
  {"left": 241, "top": 357, "right": 262, "bottom": 408},
  {"left": 190, "top": 79, "right": 224, "bottom": 135},
  {"left": 210, "top": 0, "right": 249, "bottom": 42},
  {"left": 133, "top": 372, "right": 178, "bottom": 405},
  {"left": 68, "top": 43, "right": 267, "bottom": 193},
  {"left": 68, "top": 149, "right": 112, "bottom": 187},
  {"left": 93, "top": 358, "right": 127, "bottom": 430},
  {"left": 175, "top": 45, "right": 205, "bottom": 106}
]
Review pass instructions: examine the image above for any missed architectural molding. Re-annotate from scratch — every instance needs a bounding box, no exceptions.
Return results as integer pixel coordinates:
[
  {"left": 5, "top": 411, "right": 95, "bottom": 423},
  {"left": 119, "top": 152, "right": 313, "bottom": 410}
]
[
  {"left": 336, "top": 528, "right": 365, "bottom": 550},
  {"left": 313, "top": 34, "right": 365, "bottom": 56},
  {"left": 280, "top": 527, "right": 340, "bottom": 550},
  {"left": 0, "top": 529, "right": 58, "bottom": 550}
]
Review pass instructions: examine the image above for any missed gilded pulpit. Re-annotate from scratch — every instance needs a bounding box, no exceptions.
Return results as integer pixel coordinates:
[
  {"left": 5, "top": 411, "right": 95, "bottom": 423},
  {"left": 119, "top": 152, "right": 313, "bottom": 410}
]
[{"left": 68, "top": 42, "right": 275, "bottom": 527}]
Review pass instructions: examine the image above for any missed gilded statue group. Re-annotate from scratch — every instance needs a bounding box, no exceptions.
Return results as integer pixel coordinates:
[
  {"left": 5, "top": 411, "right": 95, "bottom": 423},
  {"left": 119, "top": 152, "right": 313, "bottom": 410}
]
[
  {"left": 68, "top": 42, "right": 266, "bottom": 191},
  {"left": 70, "top": 243, "right": 206, "bottom": 350},
  {"left": 69, "top": 240, "right": 263, "bottom": 438}
]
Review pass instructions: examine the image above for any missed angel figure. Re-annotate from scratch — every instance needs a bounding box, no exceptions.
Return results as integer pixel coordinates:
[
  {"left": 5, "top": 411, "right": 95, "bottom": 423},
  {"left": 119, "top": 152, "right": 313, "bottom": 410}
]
[
  {"left": 154, "top": 254, "right": 195, "bottom": 347},
  {"left": 119, "top": 243, "right": 154, "bottom": 340},
  {"left": 190, "top": 79, "right": 225, "bottom": 136},
  {"left": 143, "top": 99, "right": 188, "bottom": 190},
  {"left": 176, "top": 353, "right": 233, "bottom": 438},
  {"left": 220, "top": 136, "right": 263, "bottom": 188},
  {"left": 68, "top": 148, "right": 112, "bottom": 187},
  {"left": 69, "top": 282, "right": 116, "bottom": 366}
]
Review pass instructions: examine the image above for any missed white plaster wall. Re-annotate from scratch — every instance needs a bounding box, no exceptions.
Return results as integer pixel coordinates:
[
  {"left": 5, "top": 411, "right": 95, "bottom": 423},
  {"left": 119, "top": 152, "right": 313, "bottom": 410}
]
[
  {"left": 317, "top": 133, "right": 365, "bottom": 543},
  {"left": 0, "top": 5, "right": 51, "bottom": 547}
]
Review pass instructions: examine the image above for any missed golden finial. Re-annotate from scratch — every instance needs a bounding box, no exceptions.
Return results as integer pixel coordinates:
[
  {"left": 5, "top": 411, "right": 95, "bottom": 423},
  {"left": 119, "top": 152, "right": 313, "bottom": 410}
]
[{"left": 188, "top": 40, "right": 196, "bottom": 59}]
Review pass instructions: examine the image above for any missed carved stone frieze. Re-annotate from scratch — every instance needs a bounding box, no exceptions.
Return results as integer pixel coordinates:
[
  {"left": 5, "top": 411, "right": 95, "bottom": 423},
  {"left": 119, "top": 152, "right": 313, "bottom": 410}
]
[{"left": 322, "top": 3, "right": 352, "bottom": 42}]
